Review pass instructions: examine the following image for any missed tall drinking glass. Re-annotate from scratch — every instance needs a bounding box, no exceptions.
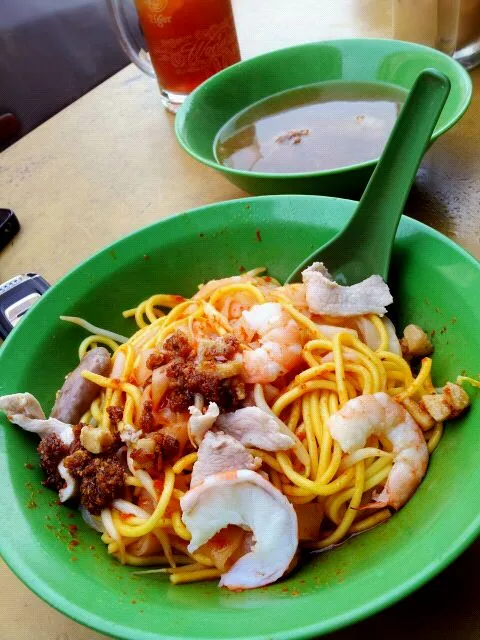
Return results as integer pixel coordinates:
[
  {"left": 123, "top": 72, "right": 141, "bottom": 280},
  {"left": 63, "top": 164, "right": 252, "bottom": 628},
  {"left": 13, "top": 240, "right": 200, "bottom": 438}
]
[
  {"left": 392, "top": 0, "right": 480, "bottom": 68},
  {"left": 455, "top": 0, "right": 480, "bottom": 69},
  {"left": 107, "top": 0, "right": 241, "bottom": 112}
]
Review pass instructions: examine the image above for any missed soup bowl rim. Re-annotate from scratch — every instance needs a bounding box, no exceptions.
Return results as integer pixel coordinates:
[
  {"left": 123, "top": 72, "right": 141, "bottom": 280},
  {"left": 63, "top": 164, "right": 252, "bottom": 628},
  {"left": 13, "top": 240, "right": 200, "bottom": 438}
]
[{"left": 175, "top": 38, "right": 472, "bottom": 179}]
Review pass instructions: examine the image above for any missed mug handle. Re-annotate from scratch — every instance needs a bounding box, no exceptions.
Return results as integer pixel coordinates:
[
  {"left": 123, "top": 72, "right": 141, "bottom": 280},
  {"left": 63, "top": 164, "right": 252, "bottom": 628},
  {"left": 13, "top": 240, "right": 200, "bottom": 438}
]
[{"left": 107, "top": 0, "right": 156, "bottom": 77}]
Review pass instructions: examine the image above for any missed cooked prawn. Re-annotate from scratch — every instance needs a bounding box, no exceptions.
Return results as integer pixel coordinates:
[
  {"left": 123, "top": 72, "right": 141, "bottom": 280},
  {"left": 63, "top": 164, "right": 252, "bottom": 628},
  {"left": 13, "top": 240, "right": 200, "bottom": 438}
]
[
  {"left": 238, "top": 303, "right": 304, "bottom": 384},
  {"left": 327, "top": 392, "right": 428, "bottom": 510}
]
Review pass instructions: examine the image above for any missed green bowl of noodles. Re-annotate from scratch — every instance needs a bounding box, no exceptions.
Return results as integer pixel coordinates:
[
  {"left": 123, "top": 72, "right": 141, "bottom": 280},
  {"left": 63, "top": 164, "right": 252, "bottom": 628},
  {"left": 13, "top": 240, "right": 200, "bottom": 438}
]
[{"left": 0, "top": 195, "right": 479, "bottom": 639}]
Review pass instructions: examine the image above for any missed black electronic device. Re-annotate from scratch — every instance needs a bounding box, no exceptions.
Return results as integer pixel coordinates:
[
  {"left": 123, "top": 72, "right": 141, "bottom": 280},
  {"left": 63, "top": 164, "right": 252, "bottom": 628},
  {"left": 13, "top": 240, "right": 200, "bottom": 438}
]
[
  {"left": 0, "top": 273, "right": 50, "bottom": 339},
  {"left": 0, "top": 209, "right": 20, "bottom": 250}
]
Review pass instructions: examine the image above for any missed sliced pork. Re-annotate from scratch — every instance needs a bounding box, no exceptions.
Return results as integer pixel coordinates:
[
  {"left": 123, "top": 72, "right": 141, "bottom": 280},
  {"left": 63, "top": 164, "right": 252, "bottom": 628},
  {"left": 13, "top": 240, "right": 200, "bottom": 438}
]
[
  {"left": 303, "top": 262, "right": 393, "bottom": 317},
  {"left": 191, "top": 431, "right": 261, "bottom": 488},
  {"left": 216, "top": 406, "right": 295, "bottom": 451}
]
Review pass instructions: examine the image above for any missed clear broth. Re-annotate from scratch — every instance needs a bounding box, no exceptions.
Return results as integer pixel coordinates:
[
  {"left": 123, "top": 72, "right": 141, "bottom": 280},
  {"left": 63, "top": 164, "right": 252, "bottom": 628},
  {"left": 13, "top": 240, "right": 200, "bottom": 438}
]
[{"left": 214, "top": 82, "right": 408, "bottom": 173}]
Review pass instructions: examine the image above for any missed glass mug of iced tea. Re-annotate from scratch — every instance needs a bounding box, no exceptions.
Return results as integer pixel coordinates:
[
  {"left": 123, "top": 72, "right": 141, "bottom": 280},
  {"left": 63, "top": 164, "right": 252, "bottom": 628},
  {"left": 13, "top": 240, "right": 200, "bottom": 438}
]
[{"left": 107, "top": 0, "right": 241, "bottom": 112}]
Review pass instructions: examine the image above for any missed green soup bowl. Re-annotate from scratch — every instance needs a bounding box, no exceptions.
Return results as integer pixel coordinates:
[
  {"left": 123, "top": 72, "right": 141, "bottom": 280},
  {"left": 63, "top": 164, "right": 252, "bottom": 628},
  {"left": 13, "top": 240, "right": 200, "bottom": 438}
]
[
  {"left": 175, "top": 39, "right": 472, "bottom": 198},
  {"left": 1, "top": 196, "right": 479, "bottom": 639}
]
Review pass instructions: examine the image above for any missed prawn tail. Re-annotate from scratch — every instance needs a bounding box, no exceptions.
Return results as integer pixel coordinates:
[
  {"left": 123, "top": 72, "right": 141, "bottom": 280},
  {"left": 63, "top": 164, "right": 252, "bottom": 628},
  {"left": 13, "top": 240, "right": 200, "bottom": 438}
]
[
  {"left": 360, "top": 486, "right": 391, "bottom": 510},
  {"left": 359, "top": 500, "right": 389, "bottom": 511}
]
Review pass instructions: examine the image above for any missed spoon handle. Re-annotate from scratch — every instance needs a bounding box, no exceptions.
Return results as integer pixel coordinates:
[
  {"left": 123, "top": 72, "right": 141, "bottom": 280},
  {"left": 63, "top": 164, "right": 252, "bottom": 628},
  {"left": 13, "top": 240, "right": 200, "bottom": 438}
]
[{"left": 288, "top": 69, "right": 451, "bottom": 284}]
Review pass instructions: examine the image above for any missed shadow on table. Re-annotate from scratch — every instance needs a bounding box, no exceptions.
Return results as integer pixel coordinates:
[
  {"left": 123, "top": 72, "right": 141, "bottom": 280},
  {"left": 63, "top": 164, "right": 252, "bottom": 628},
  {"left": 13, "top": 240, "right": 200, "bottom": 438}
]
[
  {"left": 325, "top": 540, "right": 480, "bottom": 640},
  {"left": 405, "top": 179, "right": 452, "bottom": 228}
]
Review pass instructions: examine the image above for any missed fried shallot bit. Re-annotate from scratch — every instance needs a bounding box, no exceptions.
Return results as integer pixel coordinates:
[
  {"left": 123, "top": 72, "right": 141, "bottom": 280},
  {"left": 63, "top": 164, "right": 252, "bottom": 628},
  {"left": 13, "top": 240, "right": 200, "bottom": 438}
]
[
  {"left": 163, "top": 332, "right": 194, "bottom": 360},
  {"left": 139, "top": 400, "right": 155, "bottom": 433},
  {"left": 107, "top": 406, "right": 124, "bottom": 428},
  {"left": 197, "top": 335, "right": 240, "bottom": 362},
  {"left": 275, "top": 129, "right": 311, "bottom": 144},
  {"left": 146, "top": 351, "right": 165, "bottom": 371}
]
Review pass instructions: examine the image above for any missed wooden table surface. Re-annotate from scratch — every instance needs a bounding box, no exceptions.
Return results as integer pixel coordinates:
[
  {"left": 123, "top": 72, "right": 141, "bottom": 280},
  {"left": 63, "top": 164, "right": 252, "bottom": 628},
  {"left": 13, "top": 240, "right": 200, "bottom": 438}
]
[{"left": 1, "top": 0, "right": 479, "bottom": 638}]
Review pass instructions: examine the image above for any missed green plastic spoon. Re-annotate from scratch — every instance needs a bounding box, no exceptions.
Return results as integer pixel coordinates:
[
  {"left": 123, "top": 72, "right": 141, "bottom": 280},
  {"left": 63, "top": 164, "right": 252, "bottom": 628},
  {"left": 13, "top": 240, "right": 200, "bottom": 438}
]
[{"left": 286, "top": 68, "right": 451, "bottom": 284}]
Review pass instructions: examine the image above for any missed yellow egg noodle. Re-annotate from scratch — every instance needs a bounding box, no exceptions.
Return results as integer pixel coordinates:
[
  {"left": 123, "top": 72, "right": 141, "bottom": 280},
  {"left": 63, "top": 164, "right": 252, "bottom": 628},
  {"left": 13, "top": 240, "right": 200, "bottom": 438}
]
[
  {"left": 3, "top": 267, "right": 474, "bottom": 589},
  {"left": 65, "top": 267, "right": 466, "bottom": 586}
]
